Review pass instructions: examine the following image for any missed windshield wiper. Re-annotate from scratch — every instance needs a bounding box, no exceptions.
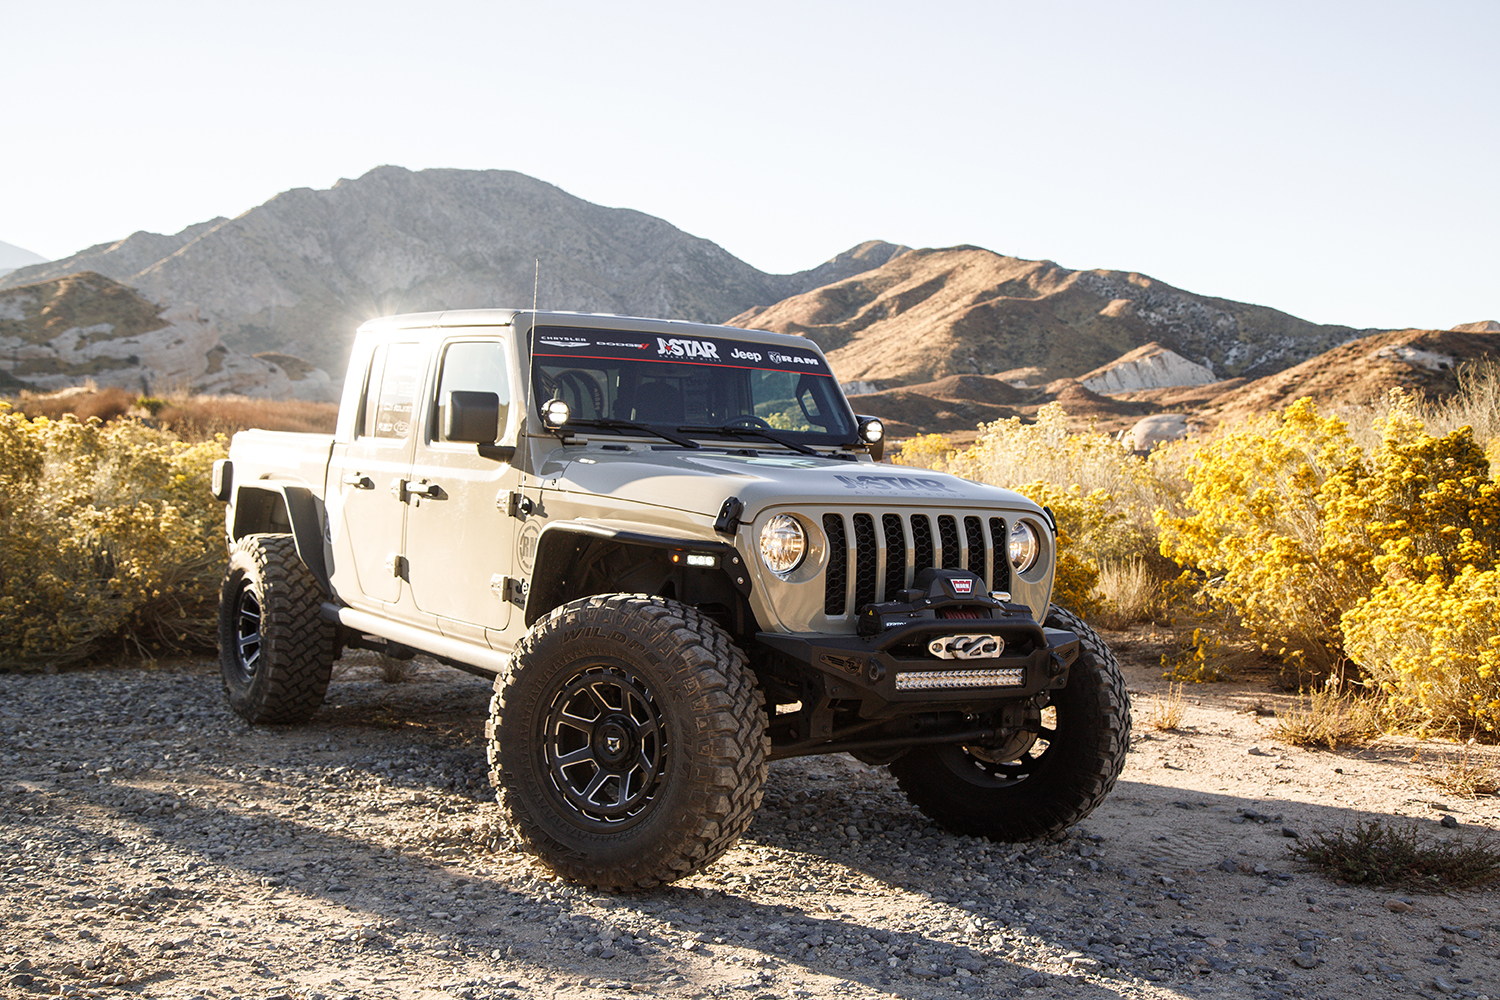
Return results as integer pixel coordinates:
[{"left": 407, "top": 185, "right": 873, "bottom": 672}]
[
  {"left": 567, "top": 418, "right": 700, "bottom": 449},
  {"left": 679, "top": 423, "right": 820, "bottom": 456}
]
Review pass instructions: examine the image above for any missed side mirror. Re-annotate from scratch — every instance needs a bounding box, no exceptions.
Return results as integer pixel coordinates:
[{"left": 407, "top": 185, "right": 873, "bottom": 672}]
[
  {"left": 446, "top": 390, "right": 501, "bottom": 443},
  {"left": 856, "top": 415, "right": 885, "bottom": 463}
]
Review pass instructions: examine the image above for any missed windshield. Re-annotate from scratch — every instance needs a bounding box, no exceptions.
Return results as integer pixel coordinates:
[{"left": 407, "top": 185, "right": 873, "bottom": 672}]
[{"left": 530, "top": 326, "right": 856, "bottom": 445}]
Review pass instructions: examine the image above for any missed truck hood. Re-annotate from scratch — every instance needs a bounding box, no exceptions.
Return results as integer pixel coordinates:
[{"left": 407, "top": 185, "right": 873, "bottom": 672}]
[{"left": 538, "top": 446, "right": 1039, "bottom": 518}]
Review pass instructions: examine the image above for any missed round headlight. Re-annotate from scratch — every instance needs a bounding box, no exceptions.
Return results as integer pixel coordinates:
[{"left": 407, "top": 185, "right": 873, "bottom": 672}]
[
  {"left": 1009, "top": 520, "right": 1040, "bottom": 574},
  {"left": 759, "top": 514, "right": 807, "bottom": 576}
]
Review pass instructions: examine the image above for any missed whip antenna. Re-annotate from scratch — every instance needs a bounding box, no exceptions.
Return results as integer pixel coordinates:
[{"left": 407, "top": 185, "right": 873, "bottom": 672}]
[
  {"left": 527, "top": 258, "right": 541, "bottom": 436},
  {"left": 527, "top": 257, "right": 540, "bottom": 391}
]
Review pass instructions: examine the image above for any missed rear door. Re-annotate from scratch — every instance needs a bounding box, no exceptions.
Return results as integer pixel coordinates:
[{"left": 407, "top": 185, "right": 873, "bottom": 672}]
[
  {"left": 326, "top": 340, "right": 424, "bottom": 606},
  {"left": 402, "top": 336, "right": 521, "bottom": 635}
]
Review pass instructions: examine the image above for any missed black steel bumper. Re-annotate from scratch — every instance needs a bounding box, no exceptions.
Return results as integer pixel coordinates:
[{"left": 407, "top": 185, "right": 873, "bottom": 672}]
[{"left": 755, "top": 614, "right": 1079, "bottom": 717}]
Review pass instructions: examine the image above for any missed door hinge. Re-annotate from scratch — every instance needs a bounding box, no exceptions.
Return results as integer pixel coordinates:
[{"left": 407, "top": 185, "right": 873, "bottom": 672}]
[
  {"left": 384, "top": 553, "right": 407, "bottom": 579},
  {"left": 505, "top": 490, "right": 535, "bottom": 520},
  {"left": 494, "top": 575, "right": 528, "bottom": 606}
]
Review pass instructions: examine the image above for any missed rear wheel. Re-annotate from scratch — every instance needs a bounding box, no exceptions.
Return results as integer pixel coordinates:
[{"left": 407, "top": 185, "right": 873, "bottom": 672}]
[
  {"left": 888, "top": 604, "right": 1130, "bottom": 840},
  {"left": 488, "top": 595, "right": 767, "bottom": 890},
  {"left": 218, "top": 534, "right": 335, "bottom": 724}
]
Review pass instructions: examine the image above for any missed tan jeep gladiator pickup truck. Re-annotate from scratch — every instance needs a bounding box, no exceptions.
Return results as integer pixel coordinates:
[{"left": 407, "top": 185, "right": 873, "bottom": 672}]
[{"left": 212, "top": 308, "right": 1130, "bottom": 889}]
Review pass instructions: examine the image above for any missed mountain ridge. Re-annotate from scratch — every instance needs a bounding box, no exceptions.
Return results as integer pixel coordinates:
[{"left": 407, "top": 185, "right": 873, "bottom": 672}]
[
  {"left": 729, "top": 245, "right": 1373, "bottom": 389},
  {"left": 7, "top": 166, "right": 1491, "bottom": 426},
  {"left": 0, "top": 167, "right": 907, "bottom": 374},
  {"left": 0, "top": 239, "right": 49, "bottom": 278}
]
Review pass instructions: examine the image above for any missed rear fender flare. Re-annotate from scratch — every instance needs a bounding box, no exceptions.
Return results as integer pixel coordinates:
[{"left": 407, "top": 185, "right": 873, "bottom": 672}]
[{"left": 229, "top": 484, "right": 330, "bottom": 593}]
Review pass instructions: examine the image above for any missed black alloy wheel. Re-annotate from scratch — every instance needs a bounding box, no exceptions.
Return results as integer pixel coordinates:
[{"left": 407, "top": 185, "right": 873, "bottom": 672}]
[
  {"left": 229, "top": 583, "right": 263, "bottom": 686},
  {"left": 542, "top": 663, "right": 667, "bottom": 828}
]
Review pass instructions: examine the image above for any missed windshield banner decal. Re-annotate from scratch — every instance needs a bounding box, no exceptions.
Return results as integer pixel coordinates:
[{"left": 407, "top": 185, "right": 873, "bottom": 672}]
[{"left": 534, "top": 326, "right": 831, "bottom": 376}]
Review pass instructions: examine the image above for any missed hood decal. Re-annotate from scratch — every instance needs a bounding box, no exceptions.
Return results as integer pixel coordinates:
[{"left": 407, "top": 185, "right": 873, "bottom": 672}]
[{"left": 833, "top": 473, "right": 957, "bottom": 493}]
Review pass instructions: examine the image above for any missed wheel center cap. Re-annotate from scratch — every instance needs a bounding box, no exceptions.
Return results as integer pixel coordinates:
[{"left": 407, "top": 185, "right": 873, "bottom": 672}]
[{"left": 596, "top": 718, "right": 634, "bottom": 765}]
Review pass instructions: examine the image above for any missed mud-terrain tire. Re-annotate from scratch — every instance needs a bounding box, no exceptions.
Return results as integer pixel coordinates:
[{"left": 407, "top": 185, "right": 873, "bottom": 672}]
[
  {"left": 488, "top": 595, "right": 768, "bottom": 890},
  {"left": 218, "top": 534, "right": 335, "bottom": 724},
  {"left": 888, "top": 603, "right": 1131, "bottom": 841}
]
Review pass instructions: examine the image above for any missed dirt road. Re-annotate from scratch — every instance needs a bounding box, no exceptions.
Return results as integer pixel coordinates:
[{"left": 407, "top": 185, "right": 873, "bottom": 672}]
[{"left": 4, "top": 635, "right": 1498, "bottom": 1000}]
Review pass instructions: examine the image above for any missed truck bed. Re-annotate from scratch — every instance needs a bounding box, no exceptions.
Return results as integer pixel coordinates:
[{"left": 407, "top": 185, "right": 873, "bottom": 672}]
[{"left": 228, "top": 429, "right": 335, "bottom": 493}]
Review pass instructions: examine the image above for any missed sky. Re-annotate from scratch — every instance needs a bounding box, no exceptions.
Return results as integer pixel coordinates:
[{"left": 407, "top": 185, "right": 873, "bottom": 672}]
[{"left": 1, "top": 0, "right": 1495, "bottom": 330}]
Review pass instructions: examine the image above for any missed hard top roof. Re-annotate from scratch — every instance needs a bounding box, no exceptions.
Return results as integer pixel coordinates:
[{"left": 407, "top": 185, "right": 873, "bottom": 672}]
[{"left": 355, "top": 308, "right": 816, "bottom": 351}]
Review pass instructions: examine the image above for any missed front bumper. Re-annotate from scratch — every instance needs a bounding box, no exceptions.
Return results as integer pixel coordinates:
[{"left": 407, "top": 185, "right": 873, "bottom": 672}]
[{"left": 756, "top": 613, "right": 1079, "bottom": 719}]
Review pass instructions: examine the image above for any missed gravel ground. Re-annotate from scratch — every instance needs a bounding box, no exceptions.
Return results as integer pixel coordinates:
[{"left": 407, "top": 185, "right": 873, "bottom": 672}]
[{"left": 4, "top": 637, "right": 1499, "bottom": 1000}]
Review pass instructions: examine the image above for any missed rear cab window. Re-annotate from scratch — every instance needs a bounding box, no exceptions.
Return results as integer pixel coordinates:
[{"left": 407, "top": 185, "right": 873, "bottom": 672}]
[{"left": 360, "top": 342, "right": 425, "bottom": 441}]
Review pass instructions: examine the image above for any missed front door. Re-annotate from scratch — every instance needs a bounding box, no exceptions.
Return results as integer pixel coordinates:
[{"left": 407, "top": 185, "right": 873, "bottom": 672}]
[{"left": 403, "top": 337, "right": 521, "bottom": 632}]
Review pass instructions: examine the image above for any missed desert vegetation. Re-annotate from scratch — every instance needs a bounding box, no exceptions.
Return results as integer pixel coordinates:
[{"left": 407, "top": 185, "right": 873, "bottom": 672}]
[
  {"left": 0, "top": 401, "right": 225, "bottom": 669},
  {"left": 0, "top": 387, "right": 335, "bottom": 670},
  {"left": 3, "top": 385, "right": 338, "bottom": 441},
  {"left": 1288, "top": 819, "right": 1500, "bottom": 891},
  {"left": 6, "top": 371, "right": 1500, "bottom": 741},
  {"left": 895, "top": 363, "right": 1500, "bottom": 741}
]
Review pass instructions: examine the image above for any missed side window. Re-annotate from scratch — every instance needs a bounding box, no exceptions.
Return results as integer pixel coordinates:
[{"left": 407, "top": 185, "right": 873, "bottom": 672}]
[
  {"left": 434, "top": 340, "right": 512, "bottom": 442},
  {"left": 361, "top": 342, "right": 424, "bottom": 440}
]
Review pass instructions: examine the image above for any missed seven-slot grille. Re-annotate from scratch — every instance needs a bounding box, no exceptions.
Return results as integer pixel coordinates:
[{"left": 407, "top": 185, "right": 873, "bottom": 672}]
[{"left": 822, "top": 510, "right": 1012, "bottom": 616}]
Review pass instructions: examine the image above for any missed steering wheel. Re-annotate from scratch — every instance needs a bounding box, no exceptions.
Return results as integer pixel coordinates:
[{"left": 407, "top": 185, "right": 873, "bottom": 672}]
[{"left": 725, "top": 415, "right": 774, "bottom": 430}]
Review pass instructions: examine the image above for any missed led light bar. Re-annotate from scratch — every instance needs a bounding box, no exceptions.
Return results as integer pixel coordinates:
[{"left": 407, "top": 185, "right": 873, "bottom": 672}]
[{"left": 895, "top": 667, "right": 1026, "bottom": 691}]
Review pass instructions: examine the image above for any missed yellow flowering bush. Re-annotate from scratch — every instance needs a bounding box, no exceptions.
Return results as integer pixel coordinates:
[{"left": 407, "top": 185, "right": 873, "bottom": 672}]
[
  {"left": 1156, "top": 398, "right": 1372, "bottom": 674},
  {"left": 1337, "top": 408, "right": 1500, "bottom": 735},
  {"left": 1161, "top": 395, "right": 1500, "bottom": 732},
  {"left": 0, "top": 403, "right": 227, "bottom": 670},
  {"left": 1344, "top": 568, "right": 1500, "bottom": 736},
  {"left": 1010, "top": 480, "right": 1107, "bottom": 619},
  {"left": 891, "top": 433, "right": 958, "bottom": 472}
]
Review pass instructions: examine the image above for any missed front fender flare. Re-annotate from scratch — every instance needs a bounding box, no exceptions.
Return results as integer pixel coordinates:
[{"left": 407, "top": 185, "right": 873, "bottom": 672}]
[{"left": 525, "top": 520, "right": 750, "bottom": 628}]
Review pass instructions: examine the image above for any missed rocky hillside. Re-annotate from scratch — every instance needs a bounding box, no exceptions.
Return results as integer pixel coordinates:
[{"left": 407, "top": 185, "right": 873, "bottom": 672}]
[
  {"left": 855, "top": 325, "right": 1500, "bottom": 441},
  {"left": 0, "top": 167, "right": 907, "bottom": 374},
  {"left": 729, "top": 246, "right": 1370, "bottom": 388},
  {"left": 8, "top": 167, "right": 1488, "bottom": 419},
  {"left": 0, "top": 273, "right": 335, "bottom": 400},
  {"left": 1162, "top": 326, "right": 1500, "bottom": 423},
  {"left": 1078, "top": 343, "right": 1217, "bottom": 394}
]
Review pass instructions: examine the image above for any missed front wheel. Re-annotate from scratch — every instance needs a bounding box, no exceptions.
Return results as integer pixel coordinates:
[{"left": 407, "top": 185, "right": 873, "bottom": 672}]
[
  {"left": 888, "top": 603, "right": 1131, "bottom": 841},
  {"left": 487, "top": 595, "right": 768, "bottom": 890}
]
